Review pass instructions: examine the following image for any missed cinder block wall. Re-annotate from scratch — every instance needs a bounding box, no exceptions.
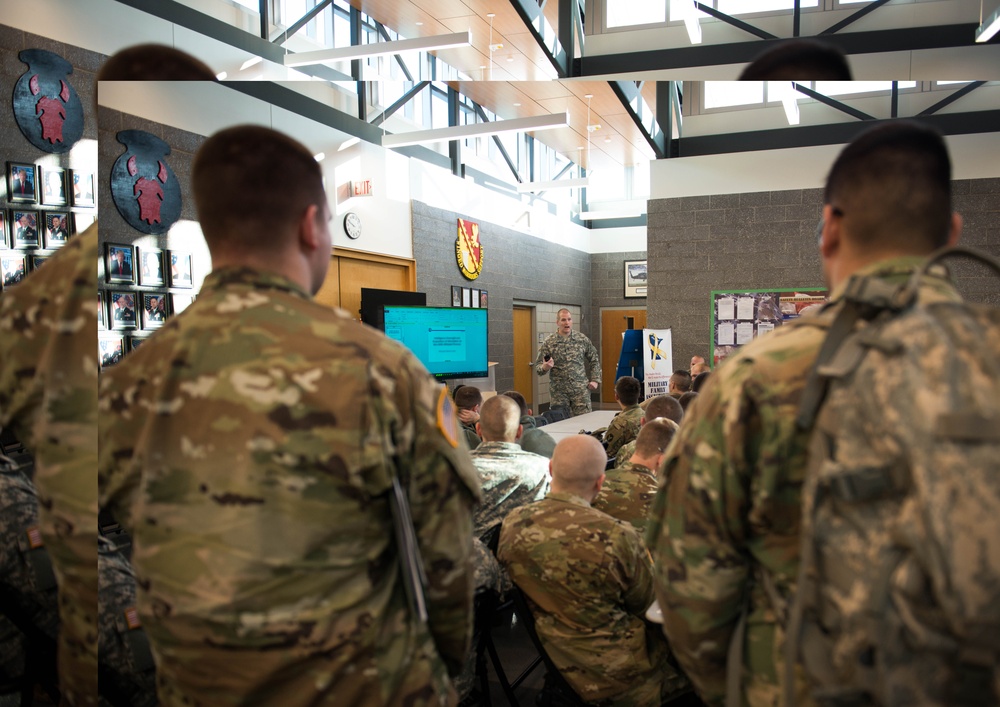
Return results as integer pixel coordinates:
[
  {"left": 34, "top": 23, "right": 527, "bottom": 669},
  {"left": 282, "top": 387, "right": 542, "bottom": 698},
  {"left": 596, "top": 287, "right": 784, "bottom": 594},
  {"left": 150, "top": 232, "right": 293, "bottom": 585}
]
[
  {"left": 412, "top": 200, "right": 594, "bottom": 400},
  {"left": 646, "top": 179, "right": 1000, "bottom": 364}
]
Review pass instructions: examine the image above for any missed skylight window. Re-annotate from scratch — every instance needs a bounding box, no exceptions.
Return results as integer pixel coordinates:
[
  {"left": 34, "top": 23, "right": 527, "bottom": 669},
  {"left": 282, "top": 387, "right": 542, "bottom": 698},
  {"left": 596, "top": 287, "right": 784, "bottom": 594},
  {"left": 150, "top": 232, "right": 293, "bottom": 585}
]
[
  {"left": 607, "top": 0, "right": 666, "bottom": 28},
  {"left": 704, "top": 81, "right": 764, "bottom": 109},
  {"left": 717, "top": 0, "right": 818, "bottom": 13}
]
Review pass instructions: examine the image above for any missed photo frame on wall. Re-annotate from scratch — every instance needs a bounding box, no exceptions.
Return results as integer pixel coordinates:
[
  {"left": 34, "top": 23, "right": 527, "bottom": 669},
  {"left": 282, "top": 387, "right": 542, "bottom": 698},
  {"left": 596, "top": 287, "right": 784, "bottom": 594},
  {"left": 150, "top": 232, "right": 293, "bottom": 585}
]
[
  {"left": 11, "top": 210, "right": 40, "bottom": 248},
  {"left": 479, "top": 290, "right": 488, "bottom": 308},
  {"left": 141, "top": 292, "right": 169, "bottom": 329},
  {"left": 2, "top": 254, "right": 27, "bottom": 288},
  {"left": 99, "top": 334, "right": 125, "bottom": 369},
  {"left": 98, "top": 292, "right": 106, "bottom": 330},
  {"left": 44, "top": 212, "right": 71, "bottom": 248},
  {"left": 74, "top": 212, "right": 96, "bottom": 233},
  {"left": 40, "top": 166, "right": 68, "bottom": 205},
  {"left": 0, "top": 212, "right": 7, "bottom": 248},
  {"left": 138, "top": 248, "right": 165, "bottom": 286},
  {"left": 105, "top": 243, "right": 135, "bottom": 284},
  {"left": 129, "top": 334, "right": 150, "bottom": 352},
  {"left": 471, "top": 289, "right": 480, "bottom": 308},
  {"left": 451, "top": 286, "right": 462, "bottom": 307},
  {"left": 168, "top": 251, "right": 193, "bottom": 288},
  {"left": 7, "top": 162, "right": 37, "bottom": 203},
  {"left": 30, "top": 254, "right": 50, "bottom": 271},
  {"left": 70, "top": 170, "right": 95, "bottom": 207},
  {"left": 108, "top": 291, "right": 138, "bottom": 330},
  {"left": 624, "top": 260, "right": 648, "bottom": 299},
  {"left": 171, "top": 293, "right": 195, "bottom": 314},
  {"left": 462, "top": 288, "right": 471, "bottom": 308}
]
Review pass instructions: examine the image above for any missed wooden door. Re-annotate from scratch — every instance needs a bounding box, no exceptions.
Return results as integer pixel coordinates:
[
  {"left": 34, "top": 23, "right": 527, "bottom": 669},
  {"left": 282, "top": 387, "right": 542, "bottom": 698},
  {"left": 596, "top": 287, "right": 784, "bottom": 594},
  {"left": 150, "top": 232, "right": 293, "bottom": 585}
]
[
  {"left": 600, "top": 308, "right": 647, "bottom": 403},
  {"left": 314, "top": 248, "right": 416, "bottom": 320},
  {"left": 513, "top": 306, "right": 533, "bottom": 405}
]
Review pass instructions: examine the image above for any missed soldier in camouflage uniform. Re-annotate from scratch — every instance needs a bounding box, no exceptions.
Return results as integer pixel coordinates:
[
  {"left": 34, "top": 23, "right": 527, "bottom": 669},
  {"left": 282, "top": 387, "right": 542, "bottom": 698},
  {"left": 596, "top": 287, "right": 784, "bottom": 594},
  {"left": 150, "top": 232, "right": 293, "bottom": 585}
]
[
  {"left": 499, "top": 435, "right": 689, "bottom": 706},
  {"left": 534, "top": 309, "right": 600, "bottom": 416},
  {"left": 616, "top": 395, "right": 682, "bottom": 468},
  {"left": 593, "top": 419, "right": 677, "bottom": 535},
  {"left": 500, "top": 390, "right": 556, "bottom": 458},
  {"left": 98, "top": 125, "right": 482, "bottom": 707},
  {"left": 601, "top": 376, "right": 643, "bottom": 460},
  {"left": 0, "top": 223, "right": 99, "bottom": 707},
  {"left": 469, "top": 395, "right": 550, "bottom": 541},
  {"left": 647, "top": 122, "right": 966, "bottom": 707}
]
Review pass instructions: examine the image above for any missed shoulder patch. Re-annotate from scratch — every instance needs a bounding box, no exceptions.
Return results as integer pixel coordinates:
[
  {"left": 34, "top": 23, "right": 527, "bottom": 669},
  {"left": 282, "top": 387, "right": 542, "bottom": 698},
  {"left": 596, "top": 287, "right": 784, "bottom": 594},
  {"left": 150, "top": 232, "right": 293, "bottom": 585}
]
[{"left": 436, "top": 386, "right": 460, "bottom": 448}]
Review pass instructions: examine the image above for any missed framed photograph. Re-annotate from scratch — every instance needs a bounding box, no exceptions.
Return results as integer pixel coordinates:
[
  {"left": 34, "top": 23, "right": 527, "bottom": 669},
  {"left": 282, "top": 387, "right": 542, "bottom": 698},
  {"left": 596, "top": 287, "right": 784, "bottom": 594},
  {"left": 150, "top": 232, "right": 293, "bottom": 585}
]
[
  {"left": 98, "top": 292, "right": 106, "bottom": 330},
  {"left": 40, "top": 166, "right": 67, "bottom": 206},
  {"left": 11, "top": 210, "right": 40, "bottom": 248},
  {"left": 30, "top": 254, "right": 50, "bottom": 271},
  {"left": 70, "top": 170, "right": 95, "bottom": 207},
  {"left": 480, "top": 290, "right": 488, "bottom": 308},
  {"left": 129, "top": 334, "right": 150, "bottom": 352},
  {"left": 99, "top": 335, "right": 125, "bottom": 369},
  {"left": 451, "top": 285, "right": 462, "bottom": 307},
  {"left": 44, "top": 211, "right": 71, "bottom": 249},
  {"left": 74, "top": 212, "right": 96, "bottom": 233},
  {"left": 7, "top": 163, "right": 37, "bottom": 203},
  {"left": 0, "top": 212, "right": 7, "bottom": 248},
  {"left": 1, "top": 254, "right": 27, "bottom": 288},
  {"left": 138, "top": 248, "right": 165, "bottom": 286},
  {"left": 168, "top": 251, "right": 193, "bottom": 288},
  {"left": 462, "top": 288, "right": 471, "bottom": 308},
  {"left": 624, "top": 260, "right": 648, "bottom": 299},
  {"left": 108, "top": 291, "right": 138, "bottom": 330},
  {"left": 171, "top": 293, "right": 195, "bottom": 314},
  {"left": 141, "top": 292, "right": 169, "bottom": 329},
  {"left": 105, "top": 243, "right": 135, "bottom": 284},
  {"left": 471, "top": 289, "right": 480, "bottom": 308}
]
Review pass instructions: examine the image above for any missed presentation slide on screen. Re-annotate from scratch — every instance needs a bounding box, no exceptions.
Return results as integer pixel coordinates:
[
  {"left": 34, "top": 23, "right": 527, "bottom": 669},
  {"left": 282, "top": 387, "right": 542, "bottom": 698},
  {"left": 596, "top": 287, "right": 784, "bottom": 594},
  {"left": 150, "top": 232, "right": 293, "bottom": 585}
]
[{"left": 383, "top": 307, "right": 488, "bottom": 378}]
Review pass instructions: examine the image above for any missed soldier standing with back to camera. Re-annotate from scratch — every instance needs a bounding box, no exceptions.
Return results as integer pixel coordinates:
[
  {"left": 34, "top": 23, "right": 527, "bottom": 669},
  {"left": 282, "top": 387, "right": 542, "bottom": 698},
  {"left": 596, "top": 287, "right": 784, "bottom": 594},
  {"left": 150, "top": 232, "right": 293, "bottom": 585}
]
[{"left": 534, "top": 308, "right": 601, "bottom": 416}]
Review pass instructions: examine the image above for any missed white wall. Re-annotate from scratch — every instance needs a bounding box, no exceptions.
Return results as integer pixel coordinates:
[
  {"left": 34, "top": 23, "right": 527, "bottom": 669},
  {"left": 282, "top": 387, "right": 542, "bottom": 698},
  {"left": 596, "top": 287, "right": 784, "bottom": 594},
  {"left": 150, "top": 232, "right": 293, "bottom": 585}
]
[{"left": 650, "top": 131, "right": 1000, "bottom": 199}]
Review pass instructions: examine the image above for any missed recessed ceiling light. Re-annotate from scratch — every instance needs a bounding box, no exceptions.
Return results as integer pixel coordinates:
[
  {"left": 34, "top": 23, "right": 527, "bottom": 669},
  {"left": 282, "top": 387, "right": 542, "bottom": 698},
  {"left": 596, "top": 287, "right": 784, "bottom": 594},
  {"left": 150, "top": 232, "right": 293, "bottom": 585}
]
[
  {"left": 487, "top": 13, "right": 496, "bottom": 18},
  {"left": 513, "top": 102, "right": 521, "bottom": 106},
  {"left": 604, "top": 137, "right": 612, "bottom": 143},
  {"left": 584, "top": 94, "right": 593, "bottom": 99},
  {"left": 506, "top": 56, "right": 514, "bottom": 62},
  {"left": 416, "top": 21, "right": 423, "bottom": 25}
]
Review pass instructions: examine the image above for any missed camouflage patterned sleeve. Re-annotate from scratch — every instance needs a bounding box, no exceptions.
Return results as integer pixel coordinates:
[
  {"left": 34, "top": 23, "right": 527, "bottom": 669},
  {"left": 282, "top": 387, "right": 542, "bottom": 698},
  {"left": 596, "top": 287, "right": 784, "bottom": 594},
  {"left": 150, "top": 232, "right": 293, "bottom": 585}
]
[
  {"left": 584, "top": 336, "right": 601, "bottom": 386},
  {"left": 616, "top": 523, "right": 657, "bottom": 617},
  {"left": 395, "top": 366, "right": 482, "bottom": 677},
  {"left": 534, "top": 340, "right": 551, "bottom": 377}
]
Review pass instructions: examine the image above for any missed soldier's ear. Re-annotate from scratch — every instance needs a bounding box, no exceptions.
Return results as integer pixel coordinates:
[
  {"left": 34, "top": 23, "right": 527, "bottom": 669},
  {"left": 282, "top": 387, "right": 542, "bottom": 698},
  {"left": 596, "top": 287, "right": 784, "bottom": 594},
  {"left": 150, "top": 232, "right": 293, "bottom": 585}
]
[
  {"left": 298, "top": 204, "right": 322, "bottom": 253},
  {"left": 515, "top": 424, "right": 523, "bottom": 441}
]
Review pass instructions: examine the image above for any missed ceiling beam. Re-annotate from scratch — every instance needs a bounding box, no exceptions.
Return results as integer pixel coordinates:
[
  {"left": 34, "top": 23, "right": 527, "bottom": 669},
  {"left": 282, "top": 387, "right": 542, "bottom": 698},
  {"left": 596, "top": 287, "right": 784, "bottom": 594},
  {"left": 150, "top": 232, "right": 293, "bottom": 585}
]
[
  {"left": 792, "top": 83, "right": 876, "bottom": 121},
  {"left": 369, "top": 82, "right": 430, "bottom": 127},
  {"left": 573, "top": 24, "right": 980, "bottom": 76},
  {"left": 270, "top": 0, "right": 333, "bottom": 44},
  {"left": 674, "top": 110, "right": 1000, "bottom": 157},
  {"left": 508, "top": 0, "right": 570, "bottom": 77},
  {"left": 609, "top": 81, "right": 668, "bottom": 159},
  {"left": 111, "top": 0, "right": 352, "bottom": 81},
  {"left": 820, "top": 0, "right": 892, "bottom": 35},
  {"left": 918, "top": 81, "right": 987, "bottom": 115},
  {"left": 693, "top": 2, "right": 778, "bottom": 40}
]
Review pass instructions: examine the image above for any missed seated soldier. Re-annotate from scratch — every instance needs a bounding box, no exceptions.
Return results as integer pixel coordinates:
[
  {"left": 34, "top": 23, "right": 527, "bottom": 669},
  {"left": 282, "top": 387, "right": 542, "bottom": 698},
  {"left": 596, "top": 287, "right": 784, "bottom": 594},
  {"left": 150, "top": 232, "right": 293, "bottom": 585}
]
[
  {"left": 602, "top": 376, "right": 643, "bottom": 460},
  {"left": 678, "top": 391, "right": 699, "bottom": 413},
  {"left": 668, "top": 370, "right": 692, "bottom": 399},
  {"left": 617, "top": 394, "right": 684, "bottom": 468},
  {"left": 498, "top": 435, "right": 690, "bottom": 706},
  {"left": 470, "top": 395, "right": 550, "bottom": 541},
  {"left": 594, "top": 419, "right": 678, "bottom": 535},
  {"left": 454, "top": 384, "right": 483, "bottom": 450},
  {"left": 501, "top": 390, "right": 555, "bottom": 458}
]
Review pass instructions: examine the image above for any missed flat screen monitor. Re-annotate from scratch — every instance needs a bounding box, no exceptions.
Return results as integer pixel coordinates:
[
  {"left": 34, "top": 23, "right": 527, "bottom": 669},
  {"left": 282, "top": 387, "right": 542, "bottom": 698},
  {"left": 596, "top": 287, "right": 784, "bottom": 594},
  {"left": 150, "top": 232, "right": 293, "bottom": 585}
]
[
  {"left": 382, "top": 305, "right": 489, "bottom": 380},
  {"left": 360, "top": 288, "right": 426, "bottom": 330}
]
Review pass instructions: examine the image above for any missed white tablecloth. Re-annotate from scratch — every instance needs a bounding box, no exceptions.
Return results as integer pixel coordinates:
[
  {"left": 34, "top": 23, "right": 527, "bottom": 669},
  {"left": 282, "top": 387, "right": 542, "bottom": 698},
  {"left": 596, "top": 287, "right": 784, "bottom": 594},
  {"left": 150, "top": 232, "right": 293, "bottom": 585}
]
[{"left": 541, "top": 409, "right": 617, "bottom": 444}]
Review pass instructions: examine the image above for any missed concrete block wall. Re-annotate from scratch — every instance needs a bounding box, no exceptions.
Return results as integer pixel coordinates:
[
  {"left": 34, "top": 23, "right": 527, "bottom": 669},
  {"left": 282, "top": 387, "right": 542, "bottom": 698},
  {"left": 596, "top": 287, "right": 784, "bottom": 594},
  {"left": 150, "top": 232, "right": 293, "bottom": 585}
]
[
  {"left": 646, "top": 179, "right": 1000, "bottom": 364},
  {"left": 412, "top": 200, "right": 594, "bottom": 402}
]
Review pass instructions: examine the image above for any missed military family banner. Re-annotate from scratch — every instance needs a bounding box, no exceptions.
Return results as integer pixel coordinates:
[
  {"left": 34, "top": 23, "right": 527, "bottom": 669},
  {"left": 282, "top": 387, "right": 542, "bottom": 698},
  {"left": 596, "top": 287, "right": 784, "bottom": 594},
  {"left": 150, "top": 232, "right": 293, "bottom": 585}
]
[{"left": 642, "top": 328, "right": 673, "bottom": 399}]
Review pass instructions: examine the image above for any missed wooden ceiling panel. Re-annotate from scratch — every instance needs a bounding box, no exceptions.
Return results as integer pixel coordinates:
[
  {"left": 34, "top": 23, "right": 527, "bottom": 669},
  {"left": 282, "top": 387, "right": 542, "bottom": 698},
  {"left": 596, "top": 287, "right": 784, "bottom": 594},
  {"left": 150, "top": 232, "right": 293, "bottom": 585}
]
[
  {"left": 395, "top": 0, "right": 476, "bottom": 20},
  {"left": 562, "top": 81, "right": 630, "bottom": 116},
  {"left": 515, "top": 80, "right": 574, "bottom": 102}
]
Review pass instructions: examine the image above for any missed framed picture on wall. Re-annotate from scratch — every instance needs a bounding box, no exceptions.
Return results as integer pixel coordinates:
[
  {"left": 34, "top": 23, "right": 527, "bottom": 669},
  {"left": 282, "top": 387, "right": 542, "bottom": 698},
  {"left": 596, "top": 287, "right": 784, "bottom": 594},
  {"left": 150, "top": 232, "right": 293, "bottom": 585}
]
[
  {"left": 98, "top": 292, "right": 106, "bottom": 330},
  {"left": 11, "top": 210, "right": 40, "bottom": 248},
  {"left": 141, "top": 292, "right": 169, "bottom": 329},
  {"left": 30, "top": 254, "right": 50, "bottom": 271},
  {"left": 44, "top": 212, "right": 71, "bottom": 248},
  {"left": 138, "top": 248, "right": 165, "bottom": 286},
  {"left": 8, "top": 163, "right": 37, "bottom": 203},
  {"left": 624, "top": 260, "right": 648, "bottom": 298},
  {"left": 172, "top": 293, "right": 195, "bottom": 314},
  {"left": 168, "top": 251, "right": 193, "bottom": 288},
  {"left": 129, "top": 334, "right": 150, "bottom": 352},
  {"left": 0, "top": 211, "right": 7, "bottom": 248},
  {"left": 74, "top": 212, "right": 96, "bottom": 233},
  {"left": 108, "top": 291, "right": 138, "bottom": 330},
  {"left": 70, "top": 170, "right": 95, "bottom": 207},
  {"left": 462, "top": 288, "right": 471, "bottom": 308},
  {"left": 451, "top": 286, "right": 462, "bottom": 307},
  {"left": 105, "top": 243, "right": 135, "bottom": 284},
  {"left": 471, "top": 289, "right": 480, "bottom": 308},
  {"left": 99, "top": 334, "right": 125, "bottom": 369},
  {"left": 1, "top": 254, "right": 27, "bottom": 288},
  {"left": 479, "top": 290, "right": 488, "bottom": 308},
  {"left": 40, "top": 166, "right": 68, "bottom": 205}
]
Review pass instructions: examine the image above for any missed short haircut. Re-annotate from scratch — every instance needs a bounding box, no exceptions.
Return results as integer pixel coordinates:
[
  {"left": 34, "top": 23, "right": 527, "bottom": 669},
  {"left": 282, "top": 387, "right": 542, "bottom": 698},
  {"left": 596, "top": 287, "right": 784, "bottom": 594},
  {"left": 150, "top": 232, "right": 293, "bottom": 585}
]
[
  {"left": 633, "top": 419, "right": 679, "bottom": 459},
  {"left": 557, "top": 308, "right": 571, "bottom": 319},
  {"left": 692, "top": 371, "right": 712, "bottom": 393},
  {"left": 824, "top": 121, "right": 953, "bottom": 254},
  {"left": 551, "top": 436, "right": 606, "bottom": 492},
  {"left": 670, "top": 370, "right": 692, "bottom": 393},
  {"left": 191, "top": 125, "right": 327, "bottom": 253},
  {"left": 691, "top": 362, "right": 711, "bottom": 376},
  {"left": 678, "top": 391, "right": 699, "bottom": 413},
  {"left": 739, "top": 40, "right": 852, "bottom": 80},
  {"left": 478, "top": 395, "right": 520, "bottom": 442},
  {"left": 501, "top": 390, "right": 529, "bottom": 418},
  {"left": 644, "top": 395, "right": 684, "bottom": 425},
  {"left": 614, "top": 376, "right": 641, "bottom": 406},
  {"left": 454, "top": 385, "right": 483, "bottom": 411},
  {"left": 97, "top": 45, "right": 216, "bottom": 81}
]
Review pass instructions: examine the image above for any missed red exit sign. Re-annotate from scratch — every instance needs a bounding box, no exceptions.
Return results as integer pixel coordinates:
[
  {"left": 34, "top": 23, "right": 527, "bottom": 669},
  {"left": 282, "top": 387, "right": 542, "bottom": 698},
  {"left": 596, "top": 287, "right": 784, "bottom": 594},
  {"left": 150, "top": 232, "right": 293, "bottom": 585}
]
[{"left": 352, "top": 179, "right": 373, "bottom": 197}]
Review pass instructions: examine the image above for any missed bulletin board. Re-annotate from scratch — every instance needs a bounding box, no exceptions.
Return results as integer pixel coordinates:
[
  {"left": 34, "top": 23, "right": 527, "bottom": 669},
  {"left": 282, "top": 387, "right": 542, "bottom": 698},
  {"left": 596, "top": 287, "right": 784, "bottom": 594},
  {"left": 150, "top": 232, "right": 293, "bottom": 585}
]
[{"left": 710, "top": 287, "right": 827, "bottom": 367}]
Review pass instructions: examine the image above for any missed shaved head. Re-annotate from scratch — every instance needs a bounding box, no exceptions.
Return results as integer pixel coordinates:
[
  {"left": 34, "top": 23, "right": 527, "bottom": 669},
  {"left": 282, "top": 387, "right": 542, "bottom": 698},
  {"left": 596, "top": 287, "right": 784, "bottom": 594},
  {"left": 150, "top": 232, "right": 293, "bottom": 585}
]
[
  {"left": 550, "top": 435, "right": 607, "bottom": 497},
  {"left": 643, "top": 395, "right": 684, "bottom": 425},
  {"left": 478, "top": 395, "right": 521, "bottom": 442}
]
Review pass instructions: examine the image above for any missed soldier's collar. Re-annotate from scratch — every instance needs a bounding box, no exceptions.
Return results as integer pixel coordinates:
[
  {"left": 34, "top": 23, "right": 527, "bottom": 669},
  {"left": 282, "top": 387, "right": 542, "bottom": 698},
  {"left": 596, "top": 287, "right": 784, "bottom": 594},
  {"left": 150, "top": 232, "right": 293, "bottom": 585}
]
[
  {"left": 546, "top": 490, "right": 593, "bottom": 508},
  {"left": 201, "top": 267, "right": 312, "bottom": 300}
]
